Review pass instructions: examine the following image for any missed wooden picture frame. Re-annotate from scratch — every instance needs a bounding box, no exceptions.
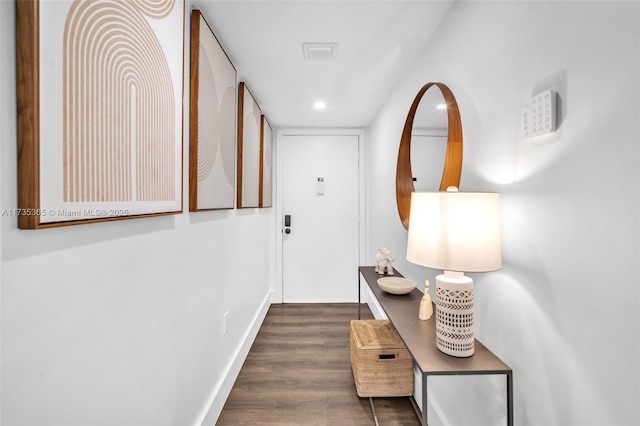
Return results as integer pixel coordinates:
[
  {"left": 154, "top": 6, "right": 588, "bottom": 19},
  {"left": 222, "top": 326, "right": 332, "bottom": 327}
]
[
  {"left": 15, "top": 0, "right": 184, "bottom": 229},
  {"left": 189, "top": 10, "right": 237, "bottom": 211},
  {"left": 259, "top": 115, "right": 273, "bottom": 208},
  {"left": 237, "top": 82, "right": 262, "bottom": 209}
]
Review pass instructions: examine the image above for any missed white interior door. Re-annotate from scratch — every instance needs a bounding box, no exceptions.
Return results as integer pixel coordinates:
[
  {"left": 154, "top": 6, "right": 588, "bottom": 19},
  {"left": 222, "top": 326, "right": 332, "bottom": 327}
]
[
  {"left": 411, "top": 130, "right": 447, "bottom": 191},
  {"left": 280, "top": 133, "right": 361, "bottom": 302}
]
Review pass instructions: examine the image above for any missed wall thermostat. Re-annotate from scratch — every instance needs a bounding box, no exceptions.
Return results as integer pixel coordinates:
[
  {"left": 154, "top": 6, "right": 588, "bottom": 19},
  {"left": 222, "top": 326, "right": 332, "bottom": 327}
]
[{"left": 523, "top": 90, "right": 556, "bottom": 139}]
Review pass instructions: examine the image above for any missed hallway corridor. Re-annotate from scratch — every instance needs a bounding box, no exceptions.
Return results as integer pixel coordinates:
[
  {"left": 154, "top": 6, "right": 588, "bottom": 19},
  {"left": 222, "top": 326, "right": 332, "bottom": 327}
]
[{"left": 217, "top": 303, "right": 420, "bottom": 425}]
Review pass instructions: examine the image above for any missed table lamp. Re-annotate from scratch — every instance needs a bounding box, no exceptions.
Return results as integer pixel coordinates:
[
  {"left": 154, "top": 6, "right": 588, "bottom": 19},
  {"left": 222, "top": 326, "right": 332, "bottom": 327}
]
[{"left": 406, "top": 187, "right": 501, "bottom": 357}]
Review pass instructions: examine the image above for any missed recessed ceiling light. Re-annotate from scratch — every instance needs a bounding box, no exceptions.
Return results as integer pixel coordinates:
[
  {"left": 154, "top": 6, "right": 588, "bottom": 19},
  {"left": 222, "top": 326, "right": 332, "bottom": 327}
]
[
  {"left": 314, "top": 101, "right": 327, "bottom": 110},
  {"left": 436, "top": 103, "right": 447, "bottom": 110}
]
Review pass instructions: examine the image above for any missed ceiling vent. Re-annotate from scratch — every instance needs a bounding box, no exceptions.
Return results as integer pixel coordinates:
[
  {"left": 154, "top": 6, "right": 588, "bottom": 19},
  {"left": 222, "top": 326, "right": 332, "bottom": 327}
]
[{"left": 303, "top": 43, "right": 338, "bottom": 61}]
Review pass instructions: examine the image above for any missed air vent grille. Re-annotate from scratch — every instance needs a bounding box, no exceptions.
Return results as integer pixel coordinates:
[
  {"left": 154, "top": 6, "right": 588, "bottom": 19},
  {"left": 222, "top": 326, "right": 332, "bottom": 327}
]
[{"left": 303, "top": 43, "right": 338, "bottom": 61}]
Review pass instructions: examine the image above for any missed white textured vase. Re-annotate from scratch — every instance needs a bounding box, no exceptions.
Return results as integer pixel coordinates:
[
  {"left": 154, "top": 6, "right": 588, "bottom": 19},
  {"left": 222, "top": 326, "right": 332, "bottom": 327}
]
[
  {"left": 418, "top": 280, "right": 433, "bottom": 320},
  {"left": 435, "top": 272, "right": 474, "bottom": 357}
]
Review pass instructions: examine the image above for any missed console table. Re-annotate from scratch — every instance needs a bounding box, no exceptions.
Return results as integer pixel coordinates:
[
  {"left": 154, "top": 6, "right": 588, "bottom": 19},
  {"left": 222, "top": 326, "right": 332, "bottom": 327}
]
[{"left": 358, "top": 266, "right": 513, "bottom": 426}]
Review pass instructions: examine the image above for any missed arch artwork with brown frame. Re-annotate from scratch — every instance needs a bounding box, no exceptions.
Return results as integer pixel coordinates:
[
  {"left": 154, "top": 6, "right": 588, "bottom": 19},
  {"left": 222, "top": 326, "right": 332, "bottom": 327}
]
[
  {"left": 188, "top": 9, "right": 237, "bottom": 212},
  {"left": 259, "top": 115, "right": 273, "bottom": 208},
  {"left": 395, "top": 82, "right": 463, "bottom": 230},
  {"left": 15, "top": 0, "right": 185, "bottom": 229},
  {"left": 237, "top": 82, "right": 262, "bottom": 209}
]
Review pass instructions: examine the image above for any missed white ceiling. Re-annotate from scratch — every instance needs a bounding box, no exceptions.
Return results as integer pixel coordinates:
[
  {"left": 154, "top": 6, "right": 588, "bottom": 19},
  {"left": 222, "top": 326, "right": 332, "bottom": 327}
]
[{"left": 191, "top": 1, "right": 455, "bottom": 128}]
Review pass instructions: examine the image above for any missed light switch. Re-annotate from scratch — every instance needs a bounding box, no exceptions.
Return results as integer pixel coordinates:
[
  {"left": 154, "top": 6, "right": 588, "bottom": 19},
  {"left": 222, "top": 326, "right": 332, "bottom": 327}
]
[
  {"left": 317, "top": 177, "right": 325, "bottom": 195},
  {"left": 523, "top": 90, "right": 556, "bottom": 139}
]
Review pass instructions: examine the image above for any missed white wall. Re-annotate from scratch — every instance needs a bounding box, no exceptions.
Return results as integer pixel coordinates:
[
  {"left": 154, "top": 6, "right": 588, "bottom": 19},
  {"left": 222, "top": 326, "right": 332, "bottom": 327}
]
[
  {"left": 3, "top": 1, "right": 639, "bottom": 425},
  {"left": 367, "top": 2, "right": 639, "bottom": 425},
  {"left": 1, "top": 2, "right": 275, "bottom": 425}
]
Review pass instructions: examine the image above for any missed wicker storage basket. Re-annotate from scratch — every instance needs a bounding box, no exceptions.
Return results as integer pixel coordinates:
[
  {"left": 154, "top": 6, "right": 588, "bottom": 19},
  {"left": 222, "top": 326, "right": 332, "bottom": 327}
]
[{"left": 349, "top": 319, "right": 414, "bottom": 397}]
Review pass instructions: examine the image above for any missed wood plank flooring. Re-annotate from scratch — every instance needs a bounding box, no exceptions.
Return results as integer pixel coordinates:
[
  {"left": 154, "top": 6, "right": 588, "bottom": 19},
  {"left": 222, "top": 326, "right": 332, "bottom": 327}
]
[{"left": 216, "top": 303, "right": 421, "bottom": 426}]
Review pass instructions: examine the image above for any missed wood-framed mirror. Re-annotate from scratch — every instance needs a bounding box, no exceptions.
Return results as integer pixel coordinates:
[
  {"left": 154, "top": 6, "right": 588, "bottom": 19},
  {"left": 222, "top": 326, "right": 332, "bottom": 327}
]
[{"left": 396, "top": 82, "right": 463, "bottom": 230}]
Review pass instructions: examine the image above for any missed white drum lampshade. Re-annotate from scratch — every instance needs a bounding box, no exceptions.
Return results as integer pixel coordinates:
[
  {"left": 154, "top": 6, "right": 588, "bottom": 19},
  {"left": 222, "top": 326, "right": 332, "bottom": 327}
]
[{"left": 406, "top": 189, "right": 501, "bottom": 357}]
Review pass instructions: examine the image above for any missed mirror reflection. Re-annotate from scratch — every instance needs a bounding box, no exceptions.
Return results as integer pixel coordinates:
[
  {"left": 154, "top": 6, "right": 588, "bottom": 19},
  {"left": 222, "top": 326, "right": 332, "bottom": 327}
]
[{"left": 410, "top": 89, "right": 448, "bottom": 192}]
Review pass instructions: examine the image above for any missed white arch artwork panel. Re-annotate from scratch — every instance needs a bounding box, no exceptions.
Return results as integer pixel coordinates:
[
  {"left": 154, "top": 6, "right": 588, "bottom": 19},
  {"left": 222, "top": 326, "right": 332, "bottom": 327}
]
[
  {"left": 16, "top": 0, "right": 184, "bottom": 229},
  {"left": 237, "top": 82, "right": 262, "bottom": 209},
  {"left": 189, "top": 10, "right": 237, "bottom": 211},
  {"left": 260, "top": 116, "right": 273, "bottom": 208}
]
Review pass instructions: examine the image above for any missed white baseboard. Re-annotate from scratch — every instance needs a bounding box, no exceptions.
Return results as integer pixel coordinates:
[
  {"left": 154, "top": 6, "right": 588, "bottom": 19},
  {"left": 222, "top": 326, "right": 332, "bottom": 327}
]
[
  {"left": 195, "top": 292, "right": 272, "bottom": 426},
  {"left": 427, "top": 389, "right": 451, "bottom": 426},
  {"left": 362, "top": 278, "right": 387, "bottom": 320}
]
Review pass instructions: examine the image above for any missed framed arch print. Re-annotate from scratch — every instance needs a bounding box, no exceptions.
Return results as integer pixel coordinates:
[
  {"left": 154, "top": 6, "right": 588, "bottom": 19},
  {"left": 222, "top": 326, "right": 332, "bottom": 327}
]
[
  {"left": 237, "top": 82, "right": 262, "bottom": 209},
  {"left": 189, "top": 10, "right": 237, "bottom": 211},
  {"left": 15, "top": 0, "right": 185, "bottom": 229},
  {"left": 259, "top": 116, "right": 273, "bottom": 208}
]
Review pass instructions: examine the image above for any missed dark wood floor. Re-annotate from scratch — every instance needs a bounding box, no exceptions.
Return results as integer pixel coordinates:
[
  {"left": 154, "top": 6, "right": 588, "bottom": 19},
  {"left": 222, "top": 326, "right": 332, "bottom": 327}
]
[{"left": 217, "top": 303, "right": 421, "bottom": 426}]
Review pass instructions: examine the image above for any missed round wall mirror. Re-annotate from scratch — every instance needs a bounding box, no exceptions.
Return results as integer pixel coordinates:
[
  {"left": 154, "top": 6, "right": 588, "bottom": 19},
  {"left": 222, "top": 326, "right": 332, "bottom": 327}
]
[{"left": 396, "top": 82, "right": 463, "bottom": 230}]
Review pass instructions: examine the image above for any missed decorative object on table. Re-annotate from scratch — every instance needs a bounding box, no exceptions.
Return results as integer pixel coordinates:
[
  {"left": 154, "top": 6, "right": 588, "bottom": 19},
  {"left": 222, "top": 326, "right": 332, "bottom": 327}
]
[
  {"left": 349, "top": 320, "right": 414, "bottom": 397},
  {"left": 374, "top": 248, "right": 395, "bottom": 275},
  {"left": 15, "top": 0, "right": 185, "bottom": 229},
  {"left": 418, "top": 280, "right": 433, "bottom": 320},
  {"left": 406, "top": 187, "right": 502, "bottom": 357},
  {"left": 189, "top": 10, "right": 237, "bottom": 211},
  {"left": 376, "top": 277, "right": 416, "bottom": 295}
]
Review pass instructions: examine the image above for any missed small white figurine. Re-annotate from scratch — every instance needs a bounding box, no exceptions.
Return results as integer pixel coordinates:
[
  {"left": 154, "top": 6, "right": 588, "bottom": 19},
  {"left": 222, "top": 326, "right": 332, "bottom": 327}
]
[
  {"left": 418, "top": 280, "right": 433, "bottom": 320},
  {"left": 374, "top": 248, "right": 394, "bottom": 275}
]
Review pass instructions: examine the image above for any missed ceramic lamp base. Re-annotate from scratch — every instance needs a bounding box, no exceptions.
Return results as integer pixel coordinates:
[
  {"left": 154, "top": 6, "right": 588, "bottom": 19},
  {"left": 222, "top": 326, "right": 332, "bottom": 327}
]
[{"left": 435, "top": 271, "right": 474, "bottom": 357}]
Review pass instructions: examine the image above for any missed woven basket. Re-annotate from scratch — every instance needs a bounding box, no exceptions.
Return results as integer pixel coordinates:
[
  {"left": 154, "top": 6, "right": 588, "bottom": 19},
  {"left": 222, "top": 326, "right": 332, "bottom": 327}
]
[{"left": 349, "top": 319, "right": 414, "bottom": 397}]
